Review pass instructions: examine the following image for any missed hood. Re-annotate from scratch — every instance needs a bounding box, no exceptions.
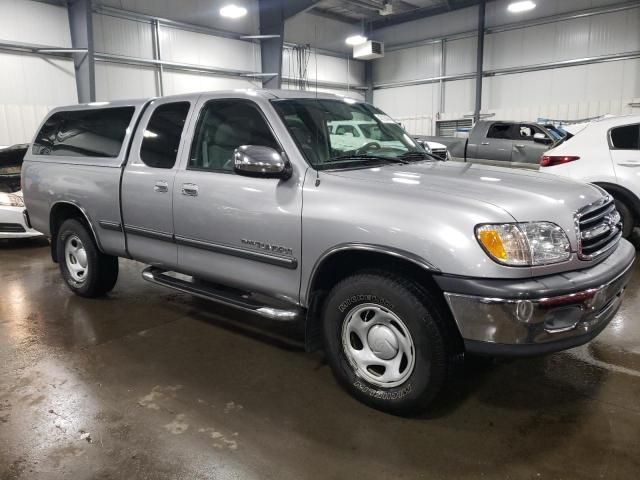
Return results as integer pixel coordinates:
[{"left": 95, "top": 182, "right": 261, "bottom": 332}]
[{"left": 326, "top": 161, "right": 603, "bottom": 234}]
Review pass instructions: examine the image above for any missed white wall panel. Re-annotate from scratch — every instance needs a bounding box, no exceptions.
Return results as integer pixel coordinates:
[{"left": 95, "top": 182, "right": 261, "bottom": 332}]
[
  {"left": 445, "top": 37, "right": 476, "bottom": 75},
  {"left": 373, "top": 44, "right": 441, "bottom": 84},
  {"left": 162, "top": 71, "right": 258, "bottom": 96},
  {"left": 93, "top": 13, "right": 154, "bottom": 58},
  {"left": 373, "top": 83, "right": 439, "bottom": 135},
  {"left": 283, "top": 50, "right": 365, "bottom": 87},
  {"left": 485, "top": 8, "right": 640, "bottom": 70},
  {"left": 95, "top": 0, "right": 259, "bottom": 35},
  {"left": 95, "top": 62, "right": 157, "bottom": 101},
  {"left": 0, "top": 0, "right": 71, "bottom": 47},
  {"left": 482, "top": 58, "right": 640, "bottom": 121},
  {"left": 0, "top": 53, "right": 76, "bottom": 145},
  {"left": 160, "top": 26, "right": 261, "bottom": 72}
]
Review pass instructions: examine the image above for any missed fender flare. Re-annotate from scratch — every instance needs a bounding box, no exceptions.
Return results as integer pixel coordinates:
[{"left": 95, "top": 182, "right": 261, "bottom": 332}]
[
  {"left": 304, "top": 242, "right": 440, "bottom": 304},
  {"left": 49, "top": 201, "right": 104, "bottom": 261}
]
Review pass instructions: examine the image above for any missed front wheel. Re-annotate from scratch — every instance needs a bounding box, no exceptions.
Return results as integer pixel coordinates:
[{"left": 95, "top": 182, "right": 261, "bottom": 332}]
[
  {"left": 57, "top": 218, "right": 119, "bottom": 297},
  {"left": 322, "top": 272, "right": 455, "bottom": 415},
  {"left": 614, "top": 197, "right": 635, "bottom": 238}
]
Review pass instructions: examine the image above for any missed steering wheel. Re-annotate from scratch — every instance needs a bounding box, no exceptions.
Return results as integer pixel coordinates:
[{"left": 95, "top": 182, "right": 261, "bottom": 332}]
[{"left": 356, "top": 141, "right": 382, "bottom": 154}]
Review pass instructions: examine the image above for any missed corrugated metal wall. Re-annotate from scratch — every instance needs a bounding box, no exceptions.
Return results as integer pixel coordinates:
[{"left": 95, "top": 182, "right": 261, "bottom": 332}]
[
  {"left": 0, "top": 0, "right": 77, "bottom": 145},
  {"left": 282, "top": 48, "right": 366, "bottom": 100},
  {"left": 92, "top": 11, "right": 262, "bottom": 100},
  {"left": 372, "top": 0, "right": 640, "bottom": 135}
]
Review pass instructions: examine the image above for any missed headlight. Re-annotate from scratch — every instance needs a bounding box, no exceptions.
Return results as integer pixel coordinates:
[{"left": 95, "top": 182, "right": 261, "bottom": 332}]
[
  {"left": 0, "top": 192, "right": 24, "bottom": 207},
  {"left": 476, "top": 222, "right": 571, "bottom": 266},
  {"left": 445, "top": 150, "right": 451, "bottom": 161}
]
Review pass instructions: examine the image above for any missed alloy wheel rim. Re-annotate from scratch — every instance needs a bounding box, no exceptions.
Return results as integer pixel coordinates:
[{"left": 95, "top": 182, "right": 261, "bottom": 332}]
[
  {"left": 341, "top": 303, "right": 416, "bottom": 388},
  {"left": 65, "top": 235, "right": 88, "bottom": 283}
]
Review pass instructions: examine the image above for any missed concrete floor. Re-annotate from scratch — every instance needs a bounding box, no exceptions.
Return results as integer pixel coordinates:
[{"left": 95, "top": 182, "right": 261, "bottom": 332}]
[{"left": 1, "top": 238, "right": 639, "bottom": 480}]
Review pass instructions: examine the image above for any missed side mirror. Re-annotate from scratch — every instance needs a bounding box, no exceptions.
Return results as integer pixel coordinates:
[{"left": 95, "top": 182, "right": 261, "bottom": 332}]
[
  {"left": 533, "top": 133, "right": 552, "bottom": 145},
  {"left": 233, "top": 145, "right": 292, "bottom": 179}
]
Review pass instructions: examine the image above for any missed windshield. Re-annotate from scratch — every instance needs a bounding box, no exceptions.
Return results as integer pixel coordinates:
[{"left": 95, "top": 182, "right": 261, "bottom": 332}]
[{"left": 271, "top": 99, "right": 429, "bottom": 170}]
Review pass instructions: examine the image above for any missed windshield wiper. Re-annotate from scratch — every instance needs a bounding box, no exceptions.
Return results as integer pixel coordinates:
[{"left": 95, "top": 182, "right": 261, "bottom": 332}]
[
  {"left": 398, "top": 151, "right": 436, "bottom": 161},
  {"left": 327, "top": 154, "right": 409, "bottom": 165}
]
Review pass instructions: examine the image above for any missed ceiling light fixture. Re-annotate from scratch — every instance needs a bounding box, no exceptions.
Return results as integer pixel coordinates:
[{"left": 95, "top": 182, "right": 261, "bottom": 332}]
[
  {"left": 220, "top": 4, "right": 247, "bottom": 18},
  {"left": 345, "top": 34, "right": 367, "bottom": 46},
  {"left": 507, "top": 1, "right": 536, "bottom": 13}
]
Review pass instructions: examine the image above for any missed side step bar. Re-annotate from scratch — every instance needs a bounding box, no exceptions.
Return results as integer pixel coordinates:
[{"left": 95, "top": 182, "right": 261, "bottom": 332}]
[{"left": 141, "top": 266, "right": 304, "bottom": 321}]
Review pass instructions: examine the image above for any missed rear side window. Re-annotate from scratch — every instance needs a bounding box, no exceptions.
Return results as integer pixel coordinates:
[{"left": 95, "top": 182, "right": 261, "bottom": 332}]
[
  {"left": 33, "top": 107, "right": 135, "bottom": 158},
  {"left": 487, "top": 123, "right": 513, "bottom": 140},
  {"left": 140, "top": 102, "right": 190, "bottom": 169},
  {"left": 610, "top": 124, "right": 640, "bottom": 150}
]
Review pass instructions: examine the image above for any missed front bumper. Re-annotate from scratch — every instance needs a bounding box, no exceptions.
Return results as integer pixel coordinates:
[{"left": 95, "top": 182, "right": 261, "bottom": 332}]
[
  {"left": 0, "top": 205, "right": 42, "bottom": 239},
  {"left": 435, "top": 239, "right": 636, "bottom": 356}
]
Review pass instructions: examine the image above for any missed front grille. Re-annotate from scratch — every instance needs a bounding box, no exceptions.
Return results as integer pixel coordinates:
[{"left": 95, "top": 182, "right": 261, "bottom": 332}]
[
  {"left": 576, "top": 196, "right": 622, "bottom": 260},
  {"left": 0, "top": 223, "right": 26, "bottom": 233},
  {"left": 430, "top": 148, "right": 448, "bottom": 160}
]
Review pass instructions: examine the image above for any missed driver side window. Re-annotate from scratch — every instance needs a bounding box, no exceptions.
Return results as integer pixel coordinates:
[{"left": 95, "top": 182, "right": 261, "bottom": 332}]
[{"left": 189, "top": 99, "right": 279, "bottom": 172}]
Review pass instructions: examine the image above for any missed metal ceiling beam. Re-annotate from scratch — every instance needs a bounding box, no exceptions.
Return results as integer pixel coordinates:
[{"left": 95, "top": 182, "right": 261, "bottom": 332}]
[
  {"left": 283, "top": 0, "right": 324, "bottom": 19},
  {"left": 370, "top": 0, "right": 483, "bottom": 30}
]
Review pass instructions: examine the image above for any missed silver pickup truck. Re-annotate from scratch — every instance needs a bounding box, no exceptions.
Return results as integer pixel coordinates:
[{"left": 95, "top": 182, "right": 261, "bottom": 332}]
[
  {"left": 22, "top": 90, "right": 635, "bottom": 415},
  {"left": 422, "top": 120, "right": 561, "bottom": 169}
]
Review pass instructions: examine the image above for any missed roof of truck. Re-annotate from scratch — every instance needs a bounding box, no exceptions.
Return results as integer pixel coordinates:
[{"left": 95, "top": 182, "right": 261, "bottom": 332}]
[{"left": 63, "top": 89, "right": 360, "bottom": 111}]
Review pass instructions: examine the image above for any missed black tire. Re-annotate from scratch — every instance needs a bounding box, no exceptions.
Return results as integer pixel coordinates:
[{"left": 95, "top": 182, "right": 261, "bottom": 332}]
[
  {"left": 322, "top": 271, "right": 456, "bottom": 415},
  {"left": 56, "top": 218, "right": 118, "bottom": 297},
  {"left": 614, "top": 197, "right": 635, "bottom": 238}
]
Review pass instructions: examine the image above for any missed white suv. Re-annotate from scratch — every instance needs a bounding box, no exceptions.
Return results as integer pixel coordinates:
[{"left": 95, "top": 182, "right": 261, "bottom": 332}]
[{"left": 540, "top": 115, "right": 640, "bottom": 237}]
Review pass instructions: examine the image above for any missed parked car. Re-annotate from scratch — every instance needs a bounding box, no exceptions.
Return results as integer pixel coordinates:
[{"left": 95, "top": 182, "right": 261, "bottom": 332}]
[
  {"left": 23, "top": 91, "right": 635, "bottom": 415},
  {"left": 412, "top": 136, "right": 451, "bottom": 161},
  {"left": 0, "top": 144, "right": 41, "bottom": 240},
  {"left": 430, "top": 120, "right": 559, "bottom": 169},
  {"left": 540, "top": 115, "right": 640, "bottom": 238}
]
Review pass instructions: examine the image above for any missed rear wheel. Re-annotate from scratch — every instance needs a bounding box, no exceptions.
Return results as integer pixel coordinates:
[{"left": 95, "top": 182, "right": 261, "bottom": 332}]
[
  {"left": 322, "top": 271, "right": 455, "bottom": 415},
  {"left": 57, "top": 218, "right": 118, "bottom": 297}
]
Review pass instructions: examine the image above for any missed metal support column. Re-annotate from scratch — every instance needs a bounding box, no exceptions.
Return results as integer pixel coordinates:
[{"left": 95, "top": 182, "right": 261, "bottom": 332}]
[
  {"left": 473, "top": 0, "right": 486, "bottom": 123},
  {"left": 67, "top": 0, "right": 95, "bottom": 103},
  {"left": 259, "top": 0, "right": 284, "bottom": 89},
  {"left": 364, "top": 61, "right": 373, "bottom": 103},
  {"left": 152, "top": 20, "right": 164, "bottom": 96}
]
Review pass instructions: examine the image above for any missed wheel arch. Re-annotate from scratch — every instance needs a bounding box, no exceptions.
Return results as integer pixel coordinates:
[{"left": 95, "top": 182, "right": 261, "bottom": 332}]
[
  {"left": 593, "top": 182, "right": 640, "bottom": 223},
  {"left": 49, "top": 201, "right": 102, "bottom": 263},
  {"left": 303, "top": 244, "right": 444, "bottom": 352}
]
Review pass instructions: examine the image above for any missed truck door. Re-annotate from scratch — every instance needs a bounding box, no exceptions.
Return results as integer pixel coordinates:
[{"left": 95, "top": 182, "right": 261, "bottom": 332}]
[
  {"left": 173, "top": 97, "right": 303, "bottom": 303},
  {"left": 121, "top": 99, "right": 194, "bottom": 269},
  {"left": 511, "top": 123, "right": 551, "bottom": 169},
  {"left": 470, "top": 122, "right": 513, "bottom": 167}
]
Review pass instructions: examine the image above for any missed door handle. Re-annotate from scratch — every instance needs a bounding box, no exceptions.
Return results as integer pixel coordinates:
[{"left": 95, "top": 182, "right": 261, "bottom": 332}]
[
  {"left": 154, "top": 181, "right": 168, "bottom": 193},
  {"left": 481, "top": 142, "right": 490, "bottom": 146},
  {"left": 515, "top": 144, "right": 526, "bottom": 148},
  {"left": 181, "top": 183, "right": 199, "bottom": 196},
  {"left": 617, "top": 161, "right": 640, "bottom": 167}
]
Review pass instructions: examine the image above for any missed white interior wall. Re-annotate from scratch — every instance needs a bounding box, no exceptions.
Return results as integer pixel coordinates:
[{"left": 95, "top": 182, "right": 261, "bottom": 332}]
[
  {"left": 372, "top": 1, "right": 640, "bottom": 135},
  {"left": 0, "top": 0, "right": 77, "bottom": 145},
  {"left": 282, "top": 48, "right": 366, "bottom": 100},
  {"left": 93, "top": 12, "right": 263, "bottom": 100}
]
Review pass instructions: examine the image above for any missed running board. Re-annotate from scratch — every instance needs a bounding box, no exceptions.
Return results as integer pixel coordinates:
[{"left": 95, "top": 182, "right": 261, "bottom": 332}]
[{"left": 141, "top": 266, "right": 303, "bottom": 322}]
